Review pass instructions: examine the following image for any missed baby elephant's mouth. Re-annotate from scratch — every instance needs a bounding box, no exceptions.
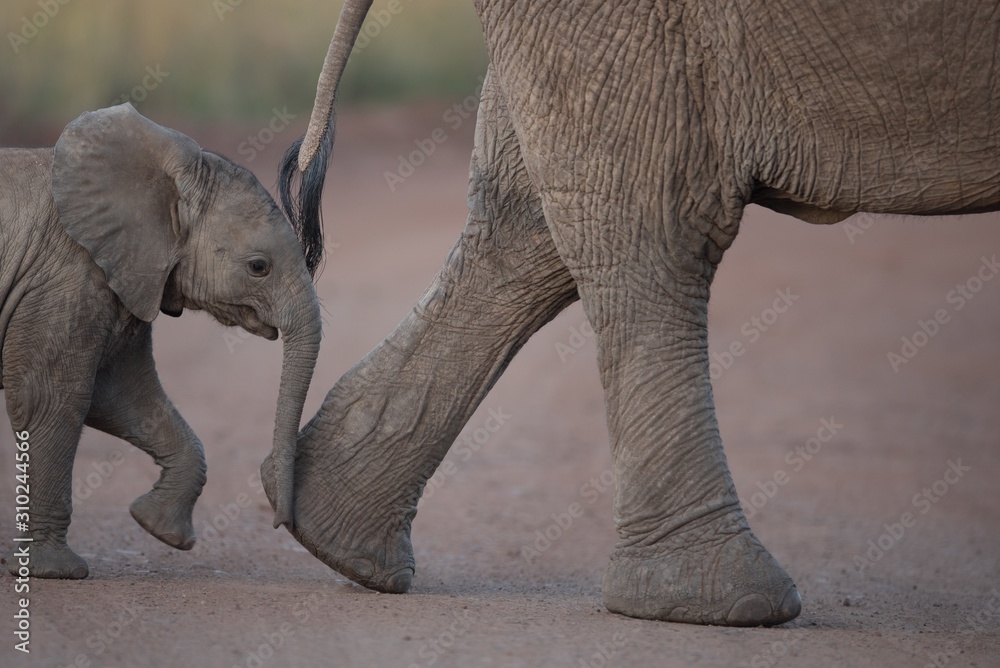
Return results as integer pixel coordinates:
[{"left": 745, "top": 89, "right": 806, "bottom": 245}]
[
  {"left": 207, "top": 302, "right": 279, "bottom": 340},
  {"left": 233, "top": 304, "right": 279, "bottom": 340},
  {"left": 245, "top": 322, "right": 280, "bottom": 341}
]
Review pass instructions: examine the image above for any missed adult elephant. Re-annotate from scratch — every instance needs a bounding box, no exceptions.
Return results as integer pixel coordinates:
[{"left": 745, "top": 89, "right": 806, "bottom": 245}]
[{"left": 267, "top": 0, "right": 1000, "bottom": 626}]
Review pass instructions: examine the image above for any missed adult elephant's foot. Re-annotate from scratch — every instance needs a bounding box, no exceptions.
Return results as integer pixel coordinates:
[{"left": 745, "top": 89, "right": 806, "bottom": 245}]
[
  {"left": 287, "top": 506, "right": 415, "bottom": 594},
  {"left": 261, "top": 449, "right": 415, "bottom": 594},
  {"left": 602, "top": 509, "right": 800, "bottom": 626},
  {"left": 8, "top": 528, "right": 89, "bottom": 579},
  {"left": 129, "top": 488, "right": 197, "bottom": 550}
]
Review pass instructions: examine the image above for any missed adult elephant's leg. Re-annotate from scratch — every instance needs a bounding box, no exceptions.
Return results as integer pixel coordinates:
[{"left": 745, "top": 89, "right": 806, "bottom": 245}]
[
  {"left": 269, "top": 71, "right": 578, "bottom": 592},
  {"left": 85, "top": 323, "right": 206, "bottom": 550},
  {"left": 480, "top": 3, "right": 800, "bottom": 624},
  {"left": 538, "top": 194, "right": 800, "bottom": 625}
]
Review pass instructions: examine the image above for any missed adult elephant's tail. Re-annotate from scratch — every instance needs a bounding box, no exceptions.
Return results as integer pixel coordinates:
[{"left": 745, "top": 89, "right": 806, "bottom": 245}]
[{"left": 279, "top": 0, "right": 373, "bottom": 277}]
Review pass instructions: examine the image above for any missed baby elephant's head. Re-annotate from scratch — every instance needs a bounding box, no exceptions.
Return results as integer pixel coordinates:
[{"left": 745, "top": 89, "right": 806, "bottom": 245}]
[{"left": 52, "top": 103, "right": 320, "bottom": 529}]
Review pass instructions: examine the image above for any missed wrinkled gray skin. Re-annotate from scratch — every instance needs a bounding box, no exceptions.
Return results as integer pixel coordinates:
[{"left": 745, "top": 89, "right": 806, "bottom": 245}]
[
  {"left": 266, "top": 1, "right": 1000, "bottom": 625},
  {"left": 1, "top": 104, "right": 321, "bottom": 579}
]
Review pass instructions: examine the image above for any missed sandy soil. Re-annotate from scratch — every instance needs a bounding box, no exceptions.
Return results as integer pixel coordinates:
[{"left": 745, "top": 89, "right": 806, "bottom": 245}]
[{"left": 2, "top": 106, "right": 998, "bottom": 668}]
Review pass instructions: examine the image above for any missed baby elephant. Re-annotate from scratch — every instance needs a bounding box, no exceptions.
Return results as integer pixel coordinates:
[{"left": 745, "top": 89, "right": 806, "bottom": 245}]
[{"left": 1, "top": 104, "right": 321, "bottom": 578}]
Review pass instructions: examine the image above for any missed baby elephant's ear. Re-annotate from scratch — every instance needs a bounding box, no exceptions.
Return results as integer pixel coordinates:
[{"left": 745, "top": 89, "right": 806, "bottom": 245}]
[{"left": 52, "top": 103, "right": 203, "bottom": 322}]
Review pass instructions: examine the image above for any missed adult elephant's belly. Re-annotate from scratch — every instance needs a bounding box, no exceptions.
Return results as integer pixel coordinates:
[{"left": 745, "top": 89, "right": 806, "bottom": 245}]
[
  {"left": 752, "top": 122, "right": 1000, "bottom": 221},
  {"left": 749, "top": 189, "right": 855, "bottom": 226},
  {"left": 745, "top": 1, "right": 1000, "bottom": 220}
]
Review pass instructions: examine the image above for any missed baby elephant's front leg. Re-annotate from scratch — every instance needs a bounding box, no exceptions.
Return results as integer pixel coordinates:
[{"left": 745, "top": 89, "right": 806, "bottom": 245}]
[
  {"left": 7, "top": 424, "right": 91, "bottom": 579},
  {"left": 86, "top": 324, "right": 206, "bottom": 550},
  {"left": 4, "top": 307, "right": 100, "bottom": 579}
]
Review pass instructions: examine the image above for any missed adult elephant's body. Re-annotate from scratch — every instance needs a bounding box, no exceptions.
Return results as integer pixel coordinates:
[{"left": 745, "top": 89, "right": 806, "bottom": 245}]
[
  {"left": 269, "top": 1, "right": 1000, "bottom": 625},
  {"left": 487, "top": 1, "right": 999, "bottom": 231}
]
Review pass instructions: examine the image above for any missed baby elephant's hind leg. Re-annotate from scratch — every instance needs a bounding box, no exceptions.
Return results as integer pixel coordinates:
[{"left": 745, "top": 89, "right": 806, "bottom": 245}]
[{"left": 86, "top": 324, "right": 206, "bottom": 550}]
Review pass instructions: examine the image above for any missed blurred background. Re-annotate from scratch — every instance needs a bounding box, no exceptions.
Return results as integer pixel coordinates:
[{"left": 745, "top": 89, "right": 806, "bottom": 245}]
[
  {"left": 2, "top": 3, "right": 1000, "bottom": 666},
  {"left": 1, "top": 0, "right": 488, "bottom": 141}
]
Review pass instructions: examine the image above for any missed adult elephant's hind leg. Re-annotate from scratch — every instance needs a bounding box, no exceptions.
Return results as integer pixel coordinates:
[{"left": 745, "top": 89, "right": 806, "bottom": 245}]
[
  {"left": 544, "top": 198, "right": 801, "bottom": 626},
  {"left": 263, "top": 71, "right": 578, "bottom": 592}
]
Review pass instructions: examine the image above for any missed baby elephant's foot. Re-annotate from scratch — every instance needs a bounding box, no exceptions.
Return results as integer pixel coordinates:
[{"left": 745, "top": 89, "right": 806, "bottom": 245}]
[
  {"left": 9, "top": 539, "right": 88, "bottom": 579},
  {"left": 129, "top": 490, "right": 197, "bottom": 550},
  {"left": 603, "top": 514, "right": 801, "bottom": 626}
]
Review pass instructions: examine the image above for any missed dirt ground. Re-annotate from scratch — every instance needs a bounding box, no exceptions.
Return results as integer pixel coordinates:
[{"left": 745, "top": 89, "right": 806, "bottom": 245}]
[{"left": 2, "top": 106, "right": 999, "bottom": 668}]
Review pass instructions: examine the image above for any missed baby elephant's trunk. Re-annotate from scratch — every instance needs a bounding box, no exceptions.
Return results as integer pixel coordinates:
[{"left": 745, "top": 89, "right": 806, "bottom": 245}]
[{"left": 265, "top": 280, "right": 322, "bottom": 530}]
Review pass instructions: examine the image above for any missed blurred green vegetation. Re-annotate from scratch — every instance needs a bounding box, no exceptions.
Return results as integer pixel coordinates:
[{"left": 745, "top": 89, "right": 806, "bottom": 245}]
[{"left": 1, "top": 0, "right": 488, "bottom": 128}]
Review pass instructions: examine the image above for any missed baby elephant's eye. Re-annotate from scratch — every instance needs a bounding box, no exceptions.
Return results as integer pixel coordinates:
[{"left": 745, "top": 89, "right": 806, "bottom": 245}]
[{"left": 247, "top": 258, "right": 271, "bottom": 277}]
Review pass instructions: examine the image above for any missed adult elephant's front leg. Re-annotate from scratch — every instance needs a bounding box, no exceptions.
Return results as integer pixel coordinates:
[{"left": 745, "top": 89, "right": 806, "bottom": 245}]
[{"left": 264, "top": 72, "right": 578, "bottom": 592}]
